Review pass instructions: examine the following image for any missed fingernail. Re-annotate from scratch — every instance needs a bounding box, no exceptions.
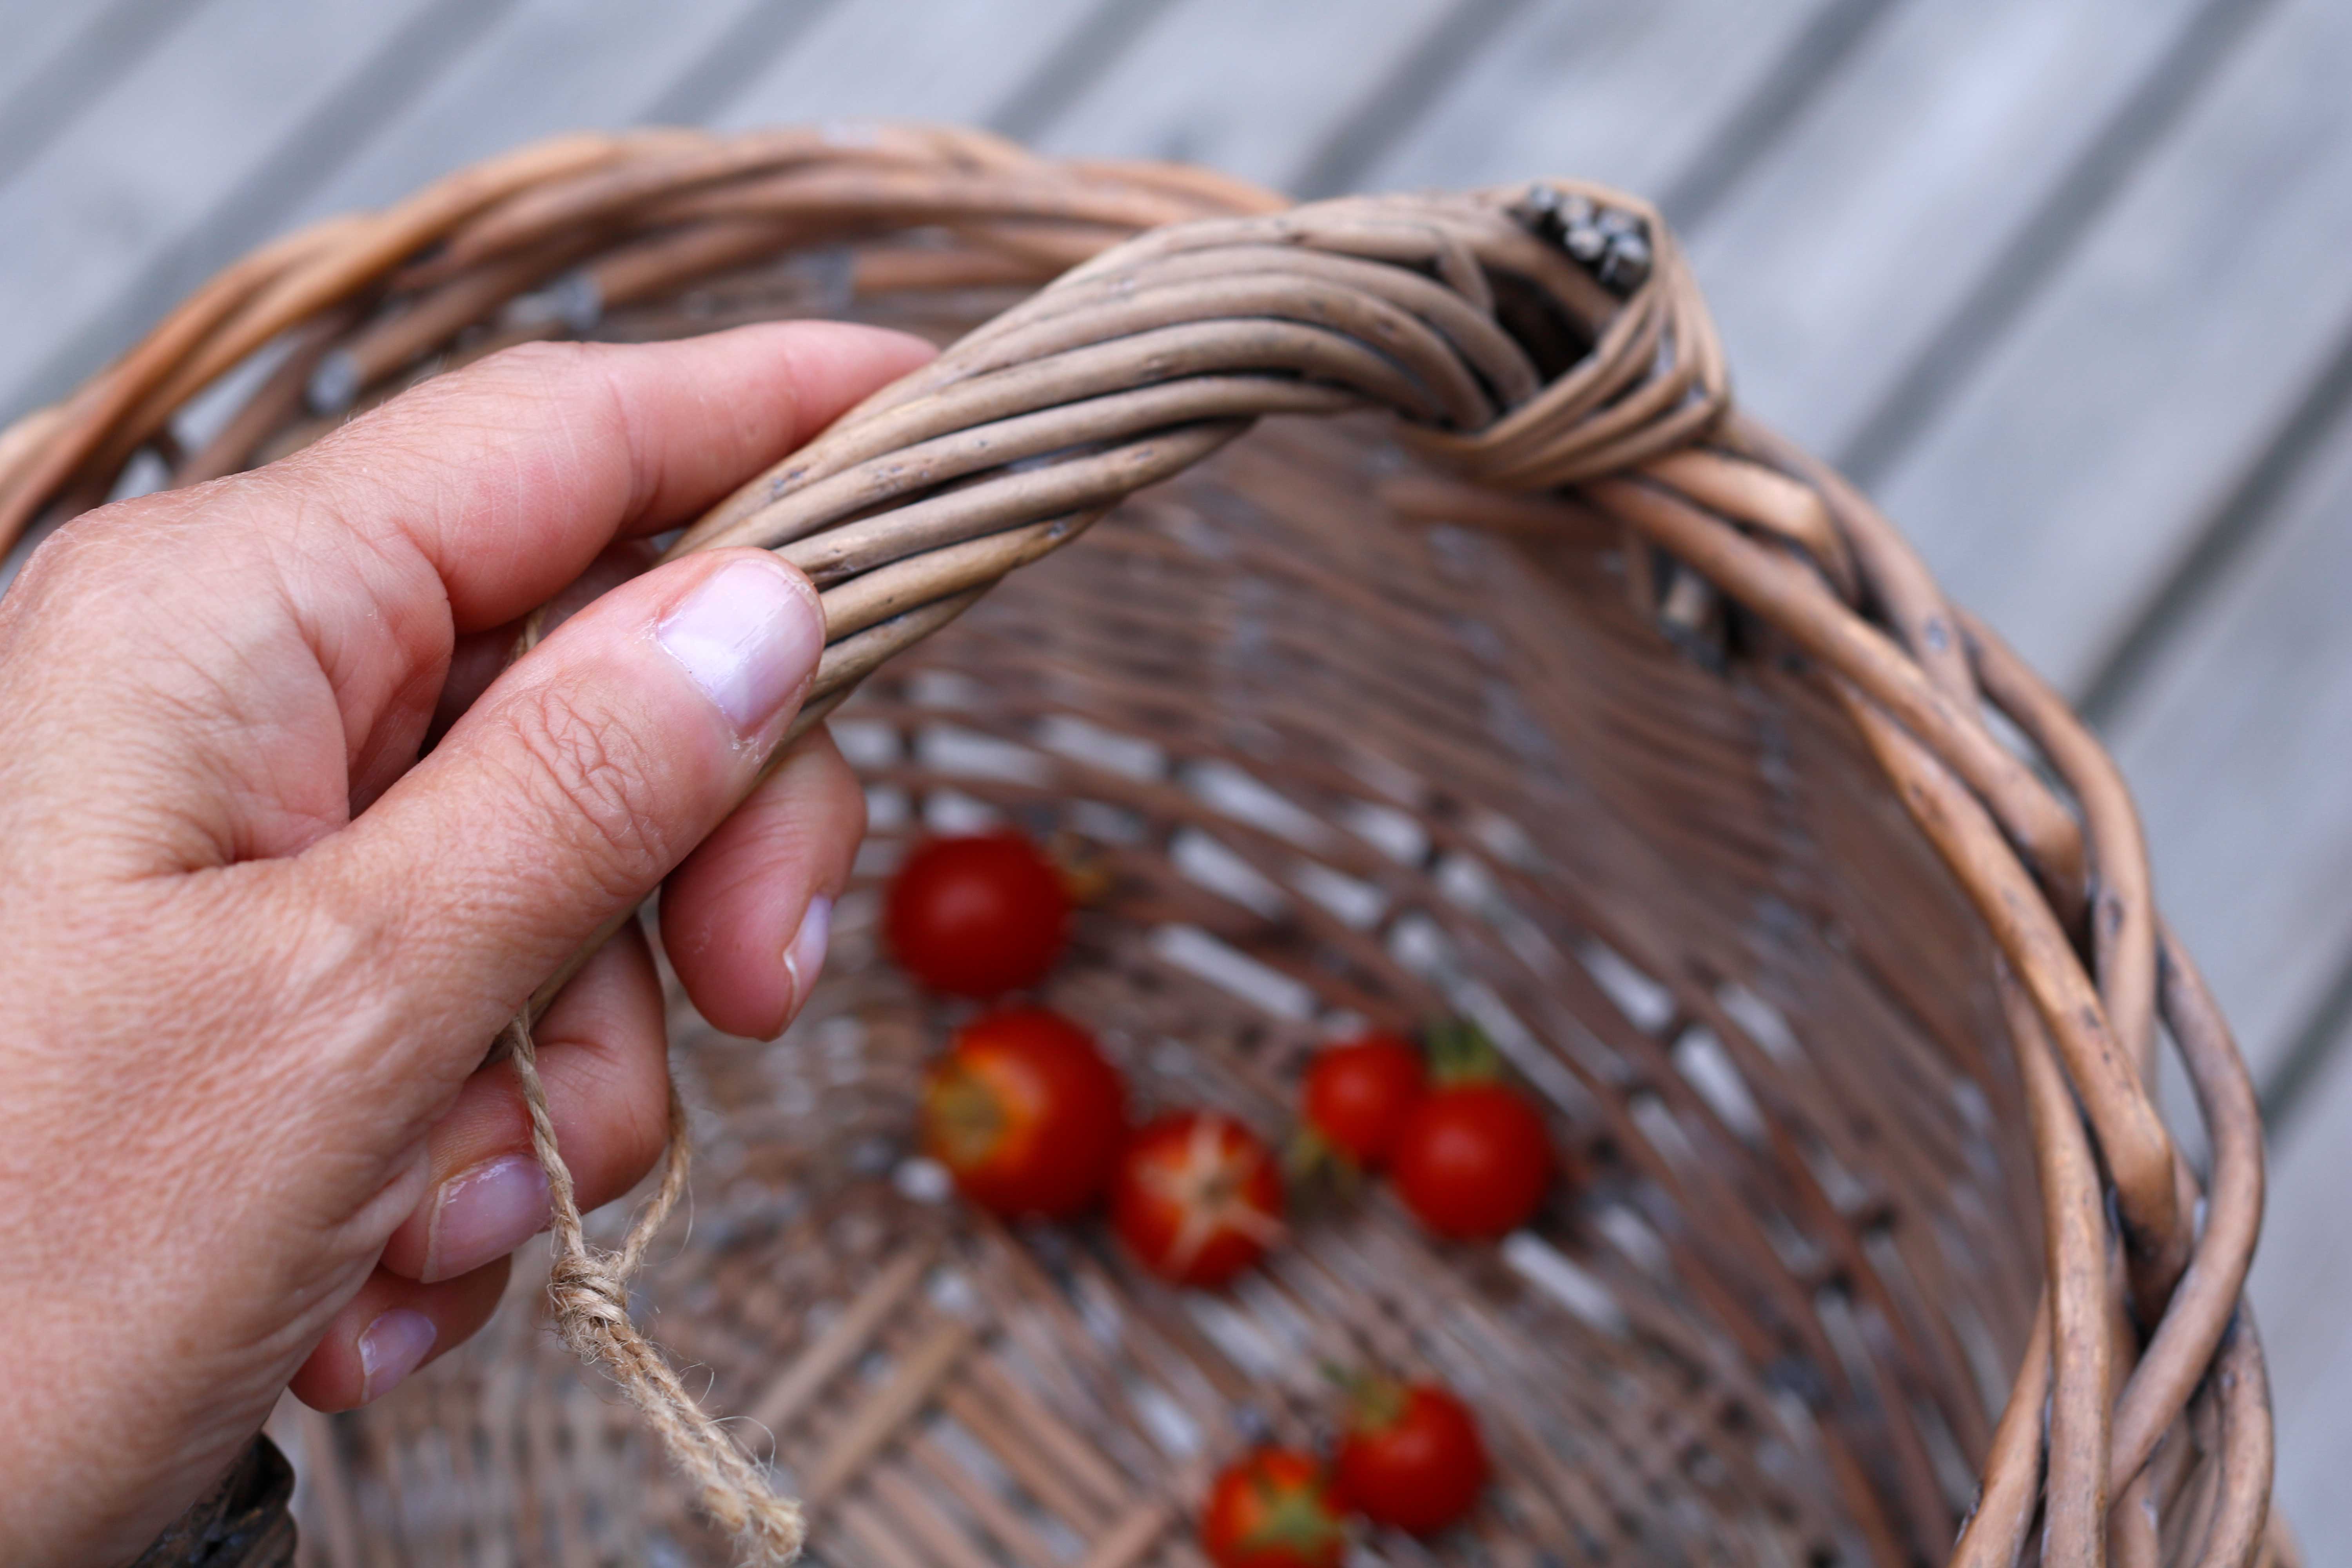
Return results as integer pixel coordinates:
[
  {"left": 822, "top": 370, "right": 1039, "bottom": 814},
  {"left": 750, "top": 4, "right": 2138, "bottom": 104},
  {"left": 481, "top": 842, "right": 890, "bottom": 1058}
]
[
  {"left": 655, "top": 558, "right": 823, "bottom": 737},
  {"left": 422, "top": 1154, "right": 551, "bottom": 1284},
  {"left": 782, "top": 895, "right": 832, "bottom": 1018},
  {"left": 357, "top": 1309, "right": 437, "bottom": 1404}
]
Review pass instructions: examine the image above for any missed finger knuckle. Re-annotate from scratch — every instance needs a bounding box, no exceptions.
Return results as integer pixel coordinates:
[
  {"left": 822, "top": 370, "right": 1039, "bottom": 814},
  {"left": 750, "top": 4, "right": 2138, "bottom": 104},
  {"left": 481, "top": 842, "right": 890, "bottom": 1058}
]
[
  {"left": 502, "top": 685, "right": 675, "bottom": 898},
  {"left": 479, "top": 336, "right": 592, "bottom": 381},
  {"left": 9, "top": 495, "right": 187, "bottom": 607}
]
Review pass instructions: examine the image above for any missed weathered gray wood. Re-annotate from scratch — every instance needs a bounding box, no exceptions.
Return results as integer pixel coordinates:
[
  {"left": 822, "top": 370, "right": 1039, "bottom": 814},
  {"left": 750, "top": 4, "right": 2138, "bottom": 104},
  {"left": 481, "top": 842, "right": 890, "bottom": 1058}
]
[
  {"left": 0, "top": 0, "right": 206, "bottom": 196},
  {"left": 1026, "top": 0, "right": 1458, "bottom": 191},
  {"left": 2246, "top": 1016, "right": 2352, "bottom": 1550},
  {"left": 1867, "top": 0, "right": 2352, "bottom": 695},
  {"left": 290, "top": 0, "right": 773, "bottom": 222},
  {"left": 1352, "top": 0, "right": 1832, "bottom": 201},
  {"left": 2102, "top": 402, "right": 2352, "bottom": 1080},
  {"left": 1683, "top": 0, "right": 2205, "bottom": 458},
  {"left": 0, "top": 0, "right": 105, "bottom": 109},
  {"left": 0, "top": 0, "right": 485, "bottom": 420},
  {"left": 709, "top": 0, "right": 1113, "bottom": 134}
]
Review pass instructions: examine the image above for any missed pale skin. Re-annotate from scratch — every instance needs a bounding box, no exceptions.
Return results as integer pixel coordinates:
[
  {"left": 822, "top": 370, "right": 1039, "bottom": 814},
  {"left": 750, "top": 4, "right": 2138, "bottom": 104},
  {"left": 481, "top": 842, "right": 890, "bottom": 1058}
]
[{"left": 0, "top": 321, "right": 934, "bottom": 1566}]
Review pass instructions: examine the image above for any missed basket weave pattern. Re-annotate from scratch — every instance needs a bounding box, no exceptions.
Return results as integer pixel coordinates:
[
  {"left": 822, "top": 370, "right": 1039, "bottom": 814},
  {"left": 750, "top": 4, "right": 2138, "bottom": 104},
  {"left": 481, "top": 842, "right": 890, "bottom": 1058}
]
[{"left": 0, "top": 124, "right": 2274, "bottom": 1566}]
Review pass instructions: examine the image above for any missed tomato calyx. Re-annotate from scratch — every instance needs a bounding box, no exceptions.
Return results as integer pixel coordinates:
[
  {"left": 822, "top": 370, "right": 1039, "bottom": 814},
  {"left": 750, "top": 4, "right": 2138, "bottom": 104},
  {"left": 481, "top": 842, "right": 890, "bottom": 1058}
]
[
  {"left": 921, "top": 1063, "right": 1010, "bottom": 1171},
  {"left": 1140, "top": 1116, "right": 1285, "bottom": 1279},
  {"left": 1282, "top": 1123, "right": 1364, "bottom": 1190},
  {"left": 1044, "top": 829, "right": 1115, "bottom": 906},
  {"left": 1234, "top": 1474, "right": 1347, "bottom": 1559},
  {"left": 921, "top": 1009, "right": 1127, "bottom": 1220},
  {"left": 1326, "top": 1365, "right": 1410, "bottom": 1432},
  {"left": 1421, "top": 1017, "right": 1503, "bottom": 1088},
  {"left": 1203, "top": 1449, "right": 1347, "bottom": 1568}
]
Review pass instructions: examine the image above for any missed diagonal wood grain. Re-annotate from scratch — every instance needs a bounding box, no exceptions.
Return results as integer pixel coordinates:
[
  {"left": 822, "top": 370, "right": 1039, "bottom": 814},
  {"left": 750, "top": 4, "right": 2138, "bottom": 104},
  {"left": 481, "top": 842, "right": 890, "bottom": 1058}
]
[
  {"left": 0, "top": 0, "right": 220, "bottom": 198},
  {"left": 2246, "top": 1019, "right": 2352, "bottom": 1550},
  {"left": 1682, "top": 0, "right": 2207, "bottom": 459},
  {"left": 2102, "top": 397, "right": 2352, "bottom": 1085},
  {"left": 1349, "top": 0, "right": 1836, "bottom": 201},
  {"left": 1027, "top": 0, "right": 1462, "bottom": 190},
  {"left": 1866, "top": 0, "right": 2352, "bottom": 695},
  {"left": 287, "top": 0, "right": 777, "bottom": 221},
  {"left": 0, "top": 0, "right": 501, "bottom": 421},
  {"left": 708, "top": 0, "right": 1117, "bottom": 136}
]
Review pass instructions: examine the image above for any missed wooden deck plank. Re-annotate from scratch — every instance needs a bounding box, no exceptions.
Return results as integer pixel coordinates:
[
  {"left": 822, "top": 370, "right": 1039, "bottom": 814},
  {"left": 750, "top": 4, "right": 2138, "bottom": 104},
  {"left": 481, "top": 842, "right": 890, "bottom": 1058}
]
[
  {"left": 1682, "top": 0, "right": 2206, "bottom": 458},
  {"left": 0, "top": 0, "right": 494, "bottom": 421},
  {"left": 707, "top": 0, "right": 1114, "bottom": 135},
  {"left": 287, "top": 0, "right": 773, "bottom": 222},
  {"left": 1025, "top": 0, "right": 1460, "bottom": 191},
  {"left": 1347, "top": 0, "right": 1836, "bottom": 201},
  {"left": 0, "top": 0, "right": 112, "bottom": 102},
  {"left": 2245, "top": 1021, "right": 2352, "bottom": 1549},
  {"left": 1864, "top": 0, "right": 2352, "bottom": 695},
  {"left": 0, "top": 0, "right": 208, "bottom": 194},
  {"left": 2101, "top": 401, "right": 2352, "bottom": 1080}
]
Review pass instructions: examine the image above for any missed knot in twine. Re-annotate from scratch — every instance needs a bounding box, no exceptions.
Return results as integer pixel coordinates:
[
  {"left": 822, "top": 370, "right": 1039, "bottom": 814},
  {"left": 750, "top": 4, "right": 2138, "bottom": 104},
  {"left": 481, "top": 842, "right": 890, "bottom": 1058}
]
[{"left": 504, "top": 1015, "right": 807, "bottom": 1564}]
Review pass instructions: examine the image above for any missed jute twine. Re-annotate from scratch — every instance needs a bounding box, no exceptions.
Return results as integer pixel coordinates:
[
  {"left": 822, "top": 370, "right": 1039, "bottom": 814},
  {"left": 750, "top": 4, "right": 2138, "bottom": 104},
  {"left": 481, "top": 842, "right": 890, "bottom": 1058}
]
[{"left": 503, "top": 1014, "right": 808, "bottom": 1564}]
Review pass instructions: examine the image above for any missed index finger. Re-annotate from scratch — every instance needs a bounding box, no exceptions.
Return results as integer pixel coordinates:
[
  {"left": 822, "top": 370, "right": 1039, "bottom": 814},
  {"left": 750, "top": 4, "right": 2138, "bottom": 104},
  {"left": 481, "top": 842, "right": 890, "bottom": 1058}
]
[
  {"left": 0, "top": 322, "right": 931, "bottom": 877},
  {"left": 275, "top": 321, "right": 934, "bottom": 633}
]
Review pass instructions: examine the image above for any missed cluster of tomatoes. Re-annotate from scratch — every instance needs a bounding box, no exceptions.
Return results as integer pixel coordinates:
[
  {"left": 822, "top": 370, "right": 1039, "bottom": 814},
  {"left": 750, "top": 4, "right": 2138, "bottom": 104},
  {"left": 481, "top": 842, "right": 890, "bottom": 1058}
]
[
  {"left": 1205, "top": 1377, "right": 1490, "bottom": 1566},
  {"left": 884, "top": 829, "right": 1566, "bottom": 1557},
  {"left": 889, "top": 831, "right": 1288, "bottom": 1286},
  {"left": 1295, "top": 1023, "right": 1556, "bottom": 1240}
]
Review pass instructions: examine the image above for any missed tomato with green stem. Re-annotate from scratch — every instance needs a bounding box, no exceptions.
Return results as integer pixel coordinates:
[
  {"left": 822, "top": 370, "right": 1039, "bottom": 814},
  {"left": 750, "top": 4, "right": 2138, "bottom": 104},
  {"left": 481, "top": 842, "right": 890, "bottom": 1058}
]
[
  {"left": 1389, "top": 1022, "right": 1555, "bottom": 1240},
  {"left": 920, "top": 1009, "right": 1125, "bottom": 1219},
  {"left": 1333, "top": 1377, "right": 1490, "bottom": 1535},
  {"left": 1201, "top": 1448, "right": 1347, "bottom": 1568}
]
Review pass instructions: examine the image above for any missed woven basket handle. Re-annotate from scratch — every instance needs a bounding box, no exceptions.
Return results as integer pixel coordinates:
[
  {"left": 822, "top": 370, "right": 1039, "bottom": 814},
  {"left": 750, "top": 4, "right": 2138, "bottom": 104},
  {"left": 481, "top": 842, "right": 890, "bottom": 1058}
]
[{"left": 668, "top": 185, "right": 1729, "bottom": 745}]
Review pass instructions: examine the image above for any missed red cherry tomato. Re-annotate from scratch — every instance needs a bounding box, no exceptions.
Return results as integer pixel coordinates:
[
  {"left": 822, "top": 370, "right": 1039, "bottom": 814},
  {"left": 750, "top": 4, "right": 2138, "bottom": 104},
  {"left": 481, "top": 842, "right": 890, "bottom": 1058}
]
[
  {"left": 1300, "top": 1034, "right": 1426, "bottom": 1169},
  {"left": 1113, "top": 1111, "right": 1285, "bottom": 1288},
  {"left": 1390, "top": 1083, "right": 1552, "bottom": 1240},
  {"left": 1334, "top": 1381, "right": 1490, "bottom": 1536},
  {"left": 921, "top": 1010, "right": 1126, "bottom": 1219},
  {"left": 1201, "top": 1448, "right": 1347, "bottom": 1568},
  {"left": 886, "top": 832, "right": 1071, "bottom": 997}
]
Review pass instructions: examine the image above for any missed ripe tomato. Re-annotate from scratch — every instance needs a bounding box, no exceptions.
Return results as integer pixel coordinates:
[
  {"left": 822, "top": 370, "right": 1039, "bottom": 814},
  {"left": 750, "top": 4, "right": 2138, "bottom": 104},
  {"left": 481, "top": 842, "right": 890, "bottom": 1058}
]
[
  {"left": 1113, "top": 1111, "right": 1285, "bottom": 1288},
  {"left": 1334, "top": 1380, "right": 1490, "bottom": 1535},
  {"left": 1201, "top": 1448, "right": 1347, "bottom": 1568},
  {"left": 886, "top": 832, "right": 1070, "bottom": 997},
  {"left": 1299, "top": 1034, "right": 1426, "bottom": 1170},
  {"left": 921, "top": 1009, "right": 1126, "bottom": 1219},
  {"left": 1390, "top": 1083, "right": 1552, "bottom": 1240}
]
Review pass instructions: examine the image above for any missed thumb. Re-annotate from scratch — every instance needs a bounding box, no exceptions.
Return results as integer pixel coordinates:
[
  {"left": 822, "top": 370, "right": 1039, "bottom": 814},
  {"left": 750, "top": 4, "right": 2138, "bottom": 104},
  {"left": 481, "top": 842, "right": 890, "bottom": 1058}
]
[{"left": 315, "top": 547, "right": 825, "bottom": 1050}]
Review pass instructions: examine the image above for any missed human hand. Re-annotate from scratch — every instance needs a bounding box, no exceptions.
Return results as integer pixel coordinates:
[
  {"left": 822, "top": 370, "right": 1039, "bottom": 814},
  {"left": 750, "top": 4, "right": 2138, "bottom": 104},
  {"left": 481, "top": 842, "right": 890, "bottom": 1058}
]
[{"left": 0, "top": 322, "right": 931, "bottom": 1566}]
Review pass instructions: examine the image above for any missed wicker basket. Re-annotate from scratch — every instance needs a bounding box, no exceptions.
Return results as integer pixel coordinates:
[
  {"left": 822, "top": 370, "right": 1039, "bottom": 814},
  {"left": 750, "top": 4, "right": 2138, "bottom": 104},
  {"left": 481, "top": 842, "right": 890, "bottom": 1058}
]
[{"left": 5, "top": 124, "right": 2282, "bottom": 1568}]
